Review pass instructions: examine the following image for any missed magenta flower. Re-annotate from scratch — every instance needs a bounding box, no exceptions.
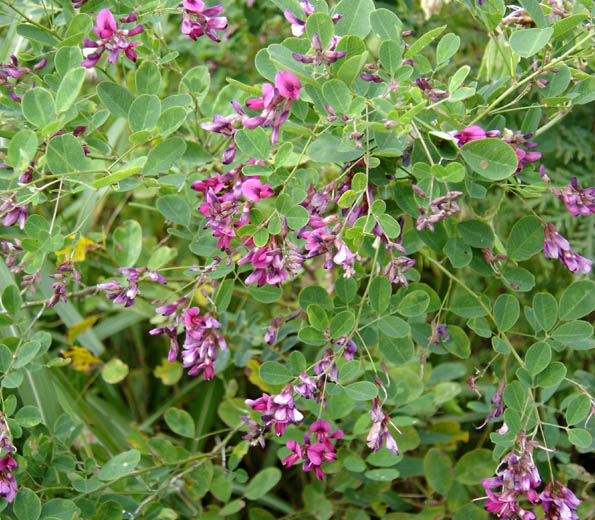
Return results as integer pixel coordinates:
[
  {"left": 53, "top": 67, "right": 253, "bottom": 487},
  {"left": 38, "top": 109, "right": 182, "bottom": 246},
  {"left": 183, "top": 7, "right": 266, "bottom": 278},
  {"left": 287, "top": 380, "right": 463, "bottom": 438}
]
[
  {"left": 544, "top": 224, "right": 592, "bottom": 274},
  {"left": 293, "top": 34, "right": 346, "bottom": 66},
  {"left": 0, "top": 454, "right": 18, "bottom": 503},
  {"left": 245, "top": 386, "right": 304, "bottom": 436},
  {"left": 181, "top": 307, "right": 227, "bottom": 380},
  {"left": 180, "top": 0, "right": 228, "bottom": 42},
  {"left": 238, "top": 239, "right": 303, "bottom": 287},
  {"left": 82, "top": 9, "right": 144, "bottom": 68},
  {"left": 243, "top": 71, "right": 302, "bottom": 143},
  {"left": 553, "top": 177, "right": 595, "bottom": 217},
  {"left": 241, "top": 178, "right": 274, "bottom": 202},
  {"left": 539, "top": 480, "right": 581, "bottom": 520},
  {"left": 281, "top": 420, "right": 343, "bottom": 479},
  {"left": 453, "top": 125, "right": 501, "bottom": 146}
]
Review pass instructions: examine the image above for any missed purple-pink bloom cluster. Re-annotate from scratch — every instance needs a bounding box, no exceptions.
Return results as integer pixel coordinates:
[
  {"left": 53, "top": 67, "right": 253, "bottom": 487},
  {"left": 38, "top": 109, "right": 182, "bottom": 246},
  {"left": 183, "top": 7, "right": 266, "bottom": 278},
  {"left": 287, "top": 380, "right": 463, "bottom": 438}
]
[
  {"left": 552, "top": 177, "right": 595, "bottom": 217},
  {"left": 539, "top": 480, "right": 581, "bottom": 520},
  {"left": 97, "top": 267, "right": 166, "bottom": 307},
  {"left": 282, "top": 420, "right": 343, "bottom": 480},
  {"left": 179, "top": 0, "right": 227, "bottom": 42},
  {"left": 0, "top": 196, "right": 28, "bottom": 229},
  {"left": 0, "top": 454, "right": 18, "bottom": 503},
  {"left": 292, "top": 34, "right": 346, "bottom": 66},
  {"left": 543, "top": 224, "right": 592, "bottom": 274},
  {"left": 245, "top": 386, "right": 304, "bottom": 436},
  {"left": 82, "top": 9, "right": 144, "bottom": 68}
]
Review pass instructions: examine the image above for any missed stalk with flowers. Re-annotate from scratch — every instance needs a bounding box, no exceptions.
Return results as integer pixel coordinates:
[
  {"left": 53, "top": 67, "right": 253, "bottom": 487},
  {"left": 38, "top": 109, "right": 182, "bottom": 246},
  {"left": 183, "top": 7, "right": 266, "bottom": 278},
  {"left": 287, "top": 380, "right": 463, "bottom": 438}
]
[{"left": 0, "top": 0, "right": 593, "bottom": 518}]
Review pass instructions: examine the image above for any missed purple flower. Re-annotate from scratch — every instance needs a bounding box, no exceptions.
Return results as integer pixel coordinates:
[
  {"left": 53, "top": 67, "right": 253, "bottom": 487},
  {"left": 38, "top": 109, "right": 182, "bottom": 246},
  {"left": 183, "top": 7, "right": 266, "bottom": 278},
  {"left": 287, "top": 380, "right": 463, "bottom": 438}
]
[
  {"left": 149, "top": 326, "right": 180, "bottom": 362},
  {"left": 453, "top": 125, "right": 501, "bottom": 146},
  {"left": 553, "top": 177, "right": 595, "bottom": 217},
  {"left": 0, "top": 197, "right": 28, "bottom": 229},
  {"left": 180, "top": 0, "right": 227, "bottom": 42},
  {"left": 293, "top": 34, "right": 346, "bottom": 66},
  {"left": 245, "top": 386, "right": 304, "bottom": 436},
  {"left": 539, "top": 480, "right": 581, "bottom": 520},
  {"left": 240, "top": 416, "right": 266, "bottom": 448},
  {"left": 281, "top": 420, "right": 343, "bottom": 479},
  {"left": 383, "top": 255, "right": 415, "bottom": 288},
  {"left": 181, "top": 307, "right": 227, "bottom": 380},
  {"left": 544, "top": 224, "right": 592, "bottom": 274},
  {"left": 238, "top": 239, "right": 303, "bottom": 287},
  {"left": 293, "top": 372, "right": 318, "bottom": 400},
  {"left": 416, "top": 191, "right": 463, "bottom": 231},
  {"left": 0, "top": 454, "right": 18, "bottom": 503},
  {"left": 367, "top": 397, "right": 399, "bottom": 455},
  {"left": 81, "top": 9, "right": 144, "bottom": 68},
  {"left": 477, "top": 379, "right": 505, "bottom": 429},
  {"left": 241, "top": 178, "right": 274, "bottom": 202},
  {"left": 283, "top": 1, "right": 341, "bottom": 37}
]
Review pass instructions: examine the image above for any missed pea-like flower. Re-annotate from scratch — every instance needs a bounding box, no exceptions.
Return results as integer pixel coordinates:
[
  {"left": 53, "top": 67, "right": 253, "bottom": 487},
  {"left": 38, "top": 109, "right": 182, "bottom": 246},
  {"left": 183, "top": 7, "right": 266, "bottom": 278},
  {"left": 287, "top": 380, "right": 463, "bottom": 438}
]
[
  {"left": 0, "top": 454, "right": 18, "bottom": 503},
  {"left": 82, "top": 9, "right": 144, "bottom": 68},
  {"left": 179, "top": 0, "right": 228, "bottom": 42},
  {"left": 543, "top": 224, "right": 592, "bottom": 274}
]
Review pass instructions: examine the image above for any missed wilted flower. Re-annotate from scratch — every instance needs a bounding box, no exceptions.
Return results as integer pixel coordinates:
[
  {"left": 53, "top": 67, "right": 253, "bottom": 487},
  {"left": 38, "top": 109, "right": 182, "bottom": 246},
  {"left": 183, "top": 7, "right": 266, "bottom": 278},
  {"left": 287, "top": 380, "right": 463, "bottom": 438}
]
[
  {"left": 283, "top": 1, "right": 342, "bottom": 37},
  {"left": 240, "top": 416, "right": 267, "bottom": 448},
  {"left": 179, "top": 0, "right": 227, "bottom": 42},
  {"left": 367, "top": 397, "right": 399, "bottom": 455},
  {"left": 383, "top": 255, "right": 415, "bottom": 288},
  {"left": 293, "top": 34, "right": 346, "bottom": 66},
  {"left": 282, "top": 419, "right": 343, "bottom": 479},
  {"left": 82, "top": 9, "right": 144, "bottom": 68},
  {"left": 477, "top": 379, "right": 505, "bottom": 429},
  {"left": 539, "top": 480, "right": 581, "bottom": 520},
  {"left": 543, "top": 224, "right": 592, "bottom": 274}
]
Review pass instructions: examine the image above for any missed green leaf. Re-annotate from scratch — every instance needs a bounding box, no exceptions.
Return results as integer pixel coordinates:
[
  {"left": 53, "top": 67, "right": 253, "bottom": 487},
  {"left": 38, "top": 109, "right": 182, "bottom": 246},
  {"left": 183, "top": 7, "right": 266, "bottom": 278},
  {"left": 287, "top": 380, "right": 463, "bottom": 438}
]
[
  {"left": 14, "top": 341, "right": 41, "bottom": 369},
  {"left": 525, "top": 342, "right": 551, "bottom": 377},
  {"left": 567, "top": 428, "right": 592, "bottom": 449},
  {"left": 299, "top": 286, "right": 333, "bottom": 310},
  {"left": 535, "top": 361, "right": 566, "bottom": 388},
  {"left": 503, "top": 381, "right": 525, "bottom": 411},
  {"left": 22, "top": 88, "right": 56, "bottom": 128},
  {"left": 329, "top": 310, "right": 355, "bottom": 339},
  {"left": 378, "top": 316, "right": 410, "bottom": 338},
  {"left": 165, "top": 407, "right": 195, "bottom": 437},
  {"left": 510, "top": 28, "right": 553, "bottom": 58},
  {"left": 442, "top": 325, "right": 471, "bottom": 359},
  {"left": 157, "top": 195, "right": 191, "bottom": 227},
  {"left": 506, "top": 216, "right": 544, "bottom": 261},
  {"left": 156, "top": 107, "right": 187, "bottom": 135},
  {"left": 323, "top": 79, "right": 352, "bottom": 115},
  {"left": 112, "top": 219, "right": 142, "bottom": 267},
  {"left": 260, "top": 361, "right": 293, "bottom": 385},
  {"left": 2, "top": 285, "right": 22, "bottom": 316},
  {"left": 405, "top": 25, "right": 446, "bottom": 59},
  {"left": 289, "top": 351, "right": 307, "bottom": 374},
  {"left": 285, "top": 206, "right": 309, "bottom": 230},
  {"left": 56, "top": 67, "right": 86, "bottom": 113},
  {"left": 97, "top": 450, "right": 141, "bottom": 481},
  {"left": 369, "top": 276, "right": 391, "bottom": 314},
  {"left": 502, "top": 266, "right": 535, "bottom": 292},
  {"left": 533, "top": 293, "right": 558, "bottom": 331},
  {"left": 181, "top": 65, "right": 210, "bottom": 98},
  {"left": 135, "top": 61, "right": 161, "bottom": 95},
  {"left": 129, "top": 94, "right": 161, "bottom": 133},
  {"left": 377, "top": 214, "right": 401, "bottom": 239},
  {"left": 364, "top": 468, "right": 399, "bottom": 481},
  {"left": 336, "top": 277, "right": 357, "bottom": 303},
  {"left": 369, "top": 8, "right": 402, "bottom": 41},
  {"left": 460, "top": 138, "right": 518, "bottom": 180},
  {"left": 519, "top": 0, "right": 548, "bottom": 28},
  {"left": 566, "top": 394, "right": 590, "bottom": 426},
  {"left": 424, "top": 448, "right": 453, "bottom": 495},
  {"left": 7, "top": 130, "right": 37, "bottom": 172},
  {"left": 55, "top": 46, "right": 83, "bottom": 76},
  {"left": 436, "top": 33, "right": 460, "bottom": 64},
  {"left": 345, "top": 381, "right": 378, "bottom": 401},
  {"left": 552, "top": 13, "right": 588, "bottom": 39},
  {"left": 307, "top": 304, "right": 328, "bottom": 331},
  {"left": 15, "top": 405, "right": 42, "bottom": 427},
  {"left": 235, "top": 127, "right": 271, "bottom": 161},
  {"left": 143, "top": 137, "right": 186, "bottom": 175},
  {"left": 337, "top": 52, "right": 369, "bottom": 86},
  {"left": 449, "top": 65, "right": 470, "bottom": 94},
  {"left": 559, "top": 280, "right": 595, "bottom": 320},
  {"left": 551, "top": 321, "right": 593, "bottom": 345},
  {"left": 244, "top": 467, "right": 281, "bottom": 500},
  {"left": 97, "top": 81, "right": 135, "bottom": 119},
  {"left": 397, "top": 290, "right": 430, "bottom": 317},
  {"left": 493, "top": 294, "right": 520, "bottom": 332},
  {"left": 379, "top": 334, "right": 414, "bottom": 364},
  {"left": 334, "top": 0, "right": 375, "bottom": 38},
  {"left": 16, "top": 23, "right": 59, "bottom": 45},
  {"left": 457, "top": 220, "right": 494, "bottom": 248},
  {"left": 249, "top": 285, "right": 282, "bottom": 303},
  {"left": 101, "top": 358, "right": 129, "bottom": 384},
  {"left": 13, "top": 487, "right": 41, "bottom": 520},
  {"left": 298, "top": 326, "right": 326, "bottom": 345},
  {"left": 379, "top": 40, "right": 403, "bottom": 75},
  {"left": 306, "top": 13, "right": 334, "bottom": 49},
  {"left": 339, "top": 360, "right": 361, "bottom": 384},
  {"left": 454, "top": 449, "right": 497, "bottom": 485},
  {"left": 47, "top": 134, "right": 86, "bottom": 175},
  {"left": 444, "top": 237, "right": 472, "bottom": 268},
  {"left": 307, "top": 135, "right": 362, "bottom": 163}
]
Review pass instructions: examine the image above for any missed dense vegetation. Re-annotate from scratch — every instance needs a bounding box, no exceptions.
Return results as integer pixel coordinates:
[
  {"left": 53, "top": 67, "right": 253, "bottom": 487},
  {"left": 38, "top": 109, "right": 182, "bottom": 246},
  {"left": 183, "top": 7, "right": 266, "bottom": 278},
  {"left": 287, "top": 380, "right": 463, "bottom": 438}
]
[{"left": 0, "top": 0, "right": 593, "bottom": 518}]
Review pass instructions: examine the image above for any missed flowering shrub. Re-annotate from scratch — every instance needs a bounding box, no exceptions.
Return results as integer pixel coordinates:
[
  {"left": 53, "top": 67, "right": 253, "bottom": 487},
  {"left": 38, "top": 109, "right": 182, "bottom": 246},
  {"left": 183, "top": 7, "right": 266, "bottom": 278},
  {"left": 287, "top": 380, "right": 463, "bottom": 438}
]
[{"left": 0, "top": 0, "right": 593, "bottom": 518}]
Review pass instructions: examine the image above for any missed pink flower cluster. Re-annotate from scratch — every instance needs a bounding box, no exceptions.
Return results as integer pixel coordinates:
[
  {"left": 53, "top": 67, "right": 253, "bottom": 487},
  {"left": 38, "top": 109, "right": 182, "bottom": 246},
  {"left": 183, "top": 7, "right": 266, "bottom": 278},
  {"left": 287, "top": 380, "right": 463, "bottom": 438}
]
[
  {"left": 179, "top": 0, "right": 228, "bottom": 42},
  {"left": 543, "top": 224, "right": 592, "bottom": 274},
  {"left": 0, "top": 454, "right": 18, "bottom": 503},
  {"left": 553, "top": 177, "right": 595, "bottom": 217},
  {"left": 282, "top": 420, "right": 343, "bottom": 480},
  {"left": 97, "top": 267, "right": 166, "bottom": 307},
  {"left": 245, "top": 386, "right": 304, "bottom": 436},
  {"left": 82, "top": 9, "right": 144, "bottom": 68}
]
